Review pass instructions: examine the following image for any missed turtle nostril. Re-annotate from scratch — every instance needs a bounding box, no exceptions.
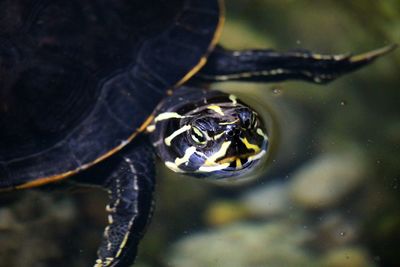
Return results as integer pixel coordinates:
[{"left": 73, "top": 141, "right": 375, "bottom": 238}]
[{"left": 226, "top": 127, "right": 241, "bottom": 138}]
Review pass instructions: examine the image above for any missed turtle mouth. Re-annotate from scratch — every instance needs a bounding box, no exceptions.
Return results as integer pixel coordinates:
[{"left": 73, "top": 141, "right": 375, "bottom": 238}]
[
  {"left": 195, "top": 133, "right": 268, "bottom": 175},
  {"left": 216, "top": 150, "right": 267, "bottom": 172}
]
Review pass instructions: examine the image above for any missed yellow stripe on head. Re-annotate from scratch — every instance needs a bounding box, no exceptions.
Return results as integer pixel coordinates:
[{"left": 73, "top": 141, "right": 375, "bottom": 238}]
[
  {"left": 256, "top": 128, "right": 268, "bottom": 140},
  {"left": 247, "top": 150, "right": 266, "bottom": 162},
  {"left": 229, "top": 94, "right": 238, "bottom": 105},
  {"left": 175, "top": 146, "right": 197, "bottom": 166},
  {"left": 204, "top": 141, "right": 231, "bottom": 166},
  {"left": 165, "top": 161, "right": 185, "bottom": 173},
  {"left": 219, "top": 119, "right": 239, "bottom": 125},
  {"left": 164, "top": 125, "right": 191, "bottom": 146},
  {"left": 155, "top": 112, "right": 185, "bottom": 122},
  {"left": 212, "top": 132, "right": 225, "bottom": 140},
  {"left": 199, "top": 163, "right": 230, "bottom": 172},
  {"left": 240, "top": 137, "right": 261, "bottom": 153},
  {"left": 207, "top": 105, "right": 225, "bottom": 116},
  {"left": 235, "top": 158, "right": 242, "bottom": 169}
]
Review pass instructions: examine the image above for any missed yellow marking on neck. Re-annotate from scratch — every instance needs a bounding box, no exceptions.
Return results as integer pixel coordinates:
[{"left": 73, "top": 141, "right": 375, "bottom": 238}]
[
  {"left": 204, "top": 141, "right": 231, "bottom": 166},
  {"left": 175, "top": 146, "right": 197, "bottom": 166},
  {"left": 240, "top": 137, "right": 261, "bottom": 153},
  {"left": 146, "top": 124, "right": 156, "bottom": 133},
  {"left": 256, "top": 128, "right": 268, "bottom": 140},
  {"left": 248, "top": 150, "right": 266, "bottom": 162},
  {"left": 213, "top": 132, "right": 225, "bottom": 140},
  {"left": 236, "top": 158, "right": 242, "bottom": 169},
  {"left": 207, "top": 105, "right": 225, "bottom": 116},
  {"left": 219, "top": 119, "right": 239, "bottom": 125},
  {"left": 155, "top": 112, "right": 184, "bottom": 122},
  {"left": 164, "top": 125, "right": 191, "bottom": 146},
  {"left": 217, "top": 156, "right": 236, "bottom": 164},
  {"left": 165, "top": 161, "right": 184, "bottom": 173},
  {"left": 229, "top": 94, "right": 238, "bottom": 105},
  {"left": 199, "top": 163, "right": 230, "bottom": 172}
]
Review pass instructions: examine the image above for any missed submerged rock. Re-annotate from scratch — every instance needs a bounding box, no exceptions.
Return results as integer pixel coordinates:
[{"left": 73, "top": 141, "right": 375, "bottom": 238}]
[
  {"left": 0, "top": 189, "right": 105, "bottom": 267},
  {"left": 204, "top": 181, "right": 292, "bottom": 226},
  {"left": 167, "top": 221, "right": 315, "bottom": 267},
  {"left": 313, "top": 213, "right": 360, "bottom": 250},
  {"left": 289, "top": 153, "right": 367, "bottom": 210},
  {"left": 0, "top": 191, "right": 77, "bottom": 267},
  {"left": 319, "top": 247, "right": 376, "bottom": 267},
  {"left": 240, "top": 181, "right": 291, "bottom": 218},
  {"left": 204, "top": 200, "right": 249, "bottom": 226}
]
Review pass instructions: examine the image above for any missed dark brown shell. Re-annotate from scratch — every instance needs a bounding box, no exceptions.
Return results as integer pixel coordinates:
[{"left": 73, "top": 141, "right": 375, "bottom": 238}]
[{"left": 0, "top": 0, "right": 223, "bottom": 188}]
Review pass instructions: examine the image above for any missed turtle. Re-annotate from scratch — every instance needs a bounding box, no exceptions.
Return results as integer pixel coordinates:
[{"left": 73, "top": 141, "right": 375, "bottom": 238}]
[{"left": 0, "top": 0, "right": 396, "bottom": 266}]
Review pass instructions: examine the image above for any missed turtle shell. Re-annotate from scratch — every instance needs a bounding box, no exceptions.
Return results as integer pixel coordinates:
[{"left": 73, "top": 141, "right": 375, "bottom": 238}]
[{"left": 0, "top": 0, "right": 223, "bottom": 189}]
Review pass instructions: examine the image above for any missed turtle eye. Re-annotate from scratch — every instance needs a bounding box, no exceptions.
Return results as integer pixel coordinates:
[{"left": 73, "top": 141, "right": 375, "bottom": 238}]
[{"left": 190, "top": 126, "right": 207, "bottom": 145}]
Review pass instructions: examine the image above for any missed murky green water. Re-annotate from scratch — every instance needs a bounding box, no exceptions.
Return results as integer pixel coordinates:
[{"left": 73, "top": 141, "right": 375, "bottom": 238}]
[{"left": 1, "top": 1, "right": 398, "bottom": 267}]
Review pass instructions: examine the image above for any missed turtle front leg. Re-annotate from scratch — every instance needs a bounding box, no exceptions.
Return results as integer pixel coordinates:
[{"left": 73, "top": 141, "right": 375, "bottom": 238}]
[
  {"left": 94, "top": 139, "right": 155, "bottom": 267},
  {"left": 195, "top": 44, "right": 397, "bottom": 84}
]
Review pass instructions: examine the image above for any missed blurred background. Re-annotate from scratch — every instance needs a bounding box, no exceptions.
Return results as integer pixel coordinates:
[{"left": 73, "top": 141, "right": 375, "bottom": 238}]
[{"left": 0, "top": 1, "right": 399, "bottom": 267}]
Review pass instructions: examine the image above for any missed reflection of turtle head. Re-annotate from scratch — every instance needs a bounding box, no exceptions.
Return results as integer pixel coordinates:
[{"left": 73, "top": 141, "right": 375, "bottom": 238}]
[{"left": 150, "top": 88, "right": 269, "bottom": 179}]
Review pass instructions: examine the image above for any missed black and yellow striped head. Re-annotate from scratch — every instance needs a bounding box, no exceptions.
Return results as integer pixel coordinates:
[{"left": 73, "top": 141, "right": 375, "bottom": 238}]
[{"left": 149, "top": 88, "right": 269, "bottom": 179}]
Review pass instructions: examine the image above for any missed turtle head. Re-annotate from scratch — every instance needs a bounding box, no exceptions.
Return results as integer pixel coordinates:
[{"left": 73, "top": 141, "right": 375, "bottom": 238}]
[{"left": 149, "top": 88, "right": 269, "bottom": 179}]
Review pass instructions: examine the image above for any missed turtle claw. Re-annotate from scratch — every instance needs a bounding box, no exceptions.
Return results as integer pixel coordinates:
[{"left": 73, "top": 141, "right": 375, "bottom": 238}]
[{"left": 350, "top": 44, "right": 398, "bottom": 63}]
